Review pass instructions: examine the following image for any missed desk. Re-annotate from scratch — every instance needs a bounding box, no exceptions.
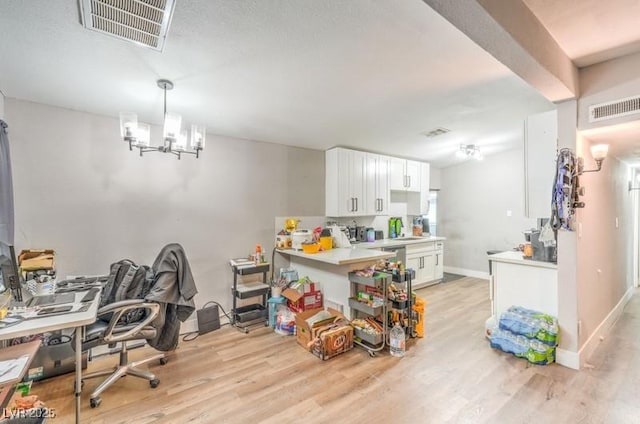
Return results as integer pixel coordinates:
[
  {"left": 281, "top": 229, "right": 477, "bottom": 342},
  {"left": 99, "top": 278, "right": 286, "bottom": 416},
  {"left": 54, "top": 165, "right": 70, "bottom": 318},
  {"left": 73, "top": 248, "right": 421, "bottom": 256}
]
[
  {"left": 0, "top": 340, "right": 40, "bottom": 409},
  {"left": 0, "top": 291, "right": 100, "bottom": 424}
]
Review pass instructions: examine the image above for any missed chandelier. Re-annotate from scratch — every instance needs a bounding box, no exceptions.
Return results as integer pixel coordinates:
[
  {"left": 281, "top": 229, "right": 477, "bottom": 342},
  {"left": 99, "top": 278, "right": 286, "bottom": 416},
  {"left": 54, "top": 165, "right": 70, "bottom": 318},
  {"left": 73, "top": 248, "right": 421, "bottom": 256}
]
[
  {"left": 455, "top": 144, "right": 483, "bottom": 160},
  {"left": 119, "top": 79, "right": 205, "bottom": 159}
]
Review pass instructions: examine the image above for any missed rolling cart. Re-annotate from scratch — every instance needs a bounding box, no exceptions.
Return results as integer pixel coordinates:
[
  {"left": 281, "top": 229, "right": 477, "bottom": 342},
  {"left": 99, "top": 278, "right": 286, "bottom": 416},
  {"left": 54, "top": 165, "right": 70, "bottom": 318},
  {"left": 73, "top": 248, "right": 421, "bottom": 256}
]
[
  {"left": 229, "top": 259, "right": 270, "bottom": 333},
  {"left": 349, "top": 271, "right": 391, "bottom": 357},
  {"left": 387, "top": 269, "right": 416, "bottom": 340}
]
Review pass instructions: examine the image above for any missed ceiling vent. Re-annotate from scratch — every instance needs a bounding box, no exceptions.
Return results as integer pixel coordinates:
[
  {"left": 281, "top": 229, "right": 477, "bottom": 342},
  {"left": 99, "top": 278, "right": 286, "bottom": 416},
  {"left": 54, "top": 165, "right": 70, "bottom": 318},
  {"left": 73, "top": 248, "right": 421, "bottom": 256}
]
[
  {"left": 79, "top": 0, "right": 176, "bottom": 51},
  {"left": 589, "top": 95, "right": 640, "bottom": 123},
  {"left": 422, "top": 127, "right": 450, "bottom": 138}
]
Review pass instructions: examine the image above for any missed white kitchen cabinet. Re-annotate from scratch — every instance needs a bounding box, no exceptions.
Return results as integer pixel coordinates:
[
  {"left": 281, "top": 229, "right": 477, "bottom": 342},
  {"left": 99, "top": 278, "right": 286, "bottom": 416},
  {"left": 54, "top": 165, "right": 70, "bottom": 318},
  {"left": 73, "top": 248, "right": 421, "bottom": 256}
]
[
  {"left": 365, "top": 153, "right": 390, "bottom": 215},
  {"left": 406, "top": 241, "right": 443, "bottom": 288},
  {"left": 524, "top": 110, "right": 557, "bottom": 218},
  {"left": 390, "top": 158, "right": 420, "bottom": 192},
  {"left": 407, "top": 162, "right": 431, "bottom": 216},
  {"left": 326, "top": 148, "right": 366, "bottom": 216}
]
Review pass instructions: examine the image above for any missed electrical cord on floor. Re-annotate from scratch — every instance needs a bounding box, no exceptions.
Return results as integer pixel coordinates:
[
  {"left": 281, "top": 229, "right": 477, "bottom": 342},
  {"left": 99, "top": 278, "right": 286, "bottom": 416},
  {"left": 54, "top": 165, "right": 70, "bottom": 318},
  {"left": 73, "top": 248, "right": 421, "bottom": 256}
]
[{"left": 181, "top": 300, "right": 232, "bottom": 342}]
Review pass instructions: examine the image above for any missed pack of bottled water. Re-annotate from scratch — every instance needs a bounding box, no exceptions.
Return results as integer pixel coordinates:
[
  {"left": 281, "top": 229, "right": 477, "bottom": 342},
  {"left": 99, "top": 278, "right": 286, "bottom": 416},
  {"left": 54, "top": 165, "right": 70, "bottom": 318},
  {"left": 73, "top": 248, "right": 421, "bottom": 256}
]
[
  {"left": 498, "top": 306, "right": 558, "bottom": 346},
  {"left": 489, "top": 306, "right": 558, "bottom": 365}
]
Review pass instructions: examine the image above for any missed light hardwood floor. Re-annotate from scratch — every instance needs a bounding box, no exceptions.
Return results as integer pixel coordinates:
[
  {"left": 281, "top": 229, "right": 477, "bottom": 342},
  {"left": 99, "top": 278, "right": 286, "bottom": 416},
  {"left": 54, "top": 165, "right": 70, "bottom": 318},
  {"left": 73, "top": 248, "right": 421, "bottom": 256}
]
[{"left": 31, "top": 277, "right": 640, "bottom": 423}]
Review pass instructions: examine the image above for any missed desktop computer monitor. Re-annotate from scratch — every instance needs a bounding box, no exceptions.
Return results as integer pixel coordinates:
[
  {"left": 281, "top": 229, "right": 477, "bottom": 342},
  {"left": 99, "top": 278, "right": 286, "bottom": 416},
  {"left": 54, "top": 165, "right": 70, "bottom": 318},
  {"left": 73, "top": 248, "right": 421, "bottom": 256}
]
[{"left": 0, "top": 241, "right": 23, "bottom": 302}]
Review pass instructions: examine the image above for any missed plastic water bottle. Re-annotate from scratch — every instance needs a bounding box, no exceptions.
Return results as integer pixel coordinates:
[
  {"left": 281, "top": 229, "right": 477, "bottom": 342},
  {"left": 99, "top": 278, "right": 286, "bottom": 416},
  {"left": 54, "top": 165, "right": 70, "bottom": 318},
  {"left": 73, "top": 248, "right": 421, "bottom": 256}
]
[{"left": 390, "top": 322, "right": 406, "bottom": 357}]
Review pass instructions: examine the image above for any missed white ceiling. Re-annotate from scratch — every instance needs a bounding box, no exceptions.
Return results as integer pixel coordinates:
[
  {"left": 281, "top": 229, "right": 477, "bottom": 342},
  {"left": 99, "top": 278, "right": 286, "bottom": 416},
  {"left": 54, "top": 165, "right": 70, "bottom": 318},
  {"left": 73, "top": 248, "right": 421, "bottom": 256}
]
[
  {"left": 523, "top": 0, "right": 640, "bottom": 68},
  {"left": 0, "top": 0, "right": 555, "bottom": 168},
  {"left": 6, "top": 0, "right": 639, "bottom": 168}
]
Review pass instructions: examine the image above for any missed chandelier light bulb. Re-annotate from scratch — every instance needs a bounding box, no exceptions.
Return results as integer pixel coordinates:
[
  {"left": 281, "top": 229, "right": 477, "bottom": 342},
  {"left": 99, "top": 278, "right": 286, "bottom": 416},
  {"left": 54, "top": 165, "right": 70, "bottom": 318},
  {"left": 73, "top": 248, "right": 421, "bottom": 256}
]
[
  {"left": 119, "top": 112, "right": 138, "bottom": 141},
  {"left": 135, "top": 123, "right": 151, "bottom": 148}
]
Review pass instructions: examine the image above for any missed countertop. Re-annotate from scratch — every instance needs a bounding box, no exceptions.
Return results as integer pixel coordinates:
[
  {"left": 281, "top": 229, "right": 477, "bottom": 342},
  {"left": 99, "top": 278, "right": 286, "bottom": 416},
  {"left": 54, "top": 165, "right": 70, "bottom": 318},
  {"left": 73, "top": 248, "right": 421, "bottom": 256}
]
[
  {"left": 488, "top": 250, "right": 557, "bottom": 270},
  {"left": 354, "top": 236, "right": 446, "bottom": 249},
  {"left": 277, "top": 247, "right": 396, "bottom": 265}
]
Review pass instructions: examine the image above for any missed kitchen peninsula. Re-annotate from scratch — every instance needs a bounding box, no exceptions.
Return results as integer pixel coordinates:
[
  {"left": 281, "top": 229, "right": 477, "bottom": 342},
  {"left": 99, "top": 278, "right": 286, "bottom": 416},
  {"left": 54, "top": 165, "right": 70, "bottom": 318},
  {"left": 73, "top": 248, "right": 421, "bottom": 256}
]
[{"left": 277, "top": 236, "right": 445, "bottom": 318}]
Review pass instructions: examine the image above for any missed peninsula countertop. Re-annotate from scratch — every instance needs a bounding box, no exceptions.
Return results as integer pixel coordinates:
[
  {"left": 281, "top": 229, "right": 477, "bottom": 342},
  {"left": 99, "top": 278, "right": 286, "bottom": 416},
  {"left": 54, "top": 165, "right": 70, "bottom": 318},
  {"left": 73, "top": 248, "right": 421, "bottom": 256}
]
[
  {"left": 355, "top": 236, "right": 446, "bottom": 249},
  {"left": 277, "top": 247, "right": 395, "bottom": 265},
  {"left": 488, "top": 250, "right": 557, "bottom": 270}
]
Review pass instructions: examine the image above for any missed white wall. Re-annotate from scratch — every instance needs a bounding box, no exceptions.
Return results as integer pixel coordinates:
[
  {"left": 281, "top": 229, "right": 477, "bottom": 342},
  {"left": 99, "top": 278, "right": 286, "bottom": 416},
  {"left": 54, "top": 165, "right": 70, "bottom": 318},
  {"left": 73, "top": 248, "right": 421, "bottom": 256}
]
[
  {"left": 578, "top": 51, "right": 640, "bottom": 131},
  {"left": 0, "top": 91, "right": 4, "bottom": 119},
  {"left": 6, "top": 98, "right": 324, "bottom": 313},
  {"left": 439, "top": 148, "right": 537, "bottom": 275},
  {"left": 430, "top": 167, "right": 441, "bottom": 190},
  {"left": 576, "top": 140, "right": 634, "bottom": 347}
]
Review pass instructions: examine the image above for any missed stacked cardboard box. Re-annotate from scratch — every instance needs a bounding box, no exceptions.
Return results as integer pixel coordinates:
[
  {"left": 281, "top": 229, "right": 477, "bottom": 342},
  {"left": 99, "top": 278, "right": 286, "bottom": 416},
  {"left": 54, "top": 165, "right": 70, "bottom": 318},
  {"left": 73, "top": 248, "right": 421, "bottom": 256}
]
[{"left": 295, "top": 307, "right": 353, "bottom": 360}]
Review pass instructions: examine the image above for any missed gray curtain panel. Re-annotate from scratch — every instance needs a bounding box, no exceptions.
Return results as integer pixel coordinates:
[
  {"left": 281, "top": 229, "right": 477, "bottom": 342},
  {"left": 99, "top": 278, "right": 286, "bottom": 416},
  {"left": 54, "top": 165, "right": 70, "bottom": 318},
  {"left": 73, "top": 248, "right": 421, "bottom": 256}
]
[{"left": 0, "top": 119, "right": 14, "bottom": 245}]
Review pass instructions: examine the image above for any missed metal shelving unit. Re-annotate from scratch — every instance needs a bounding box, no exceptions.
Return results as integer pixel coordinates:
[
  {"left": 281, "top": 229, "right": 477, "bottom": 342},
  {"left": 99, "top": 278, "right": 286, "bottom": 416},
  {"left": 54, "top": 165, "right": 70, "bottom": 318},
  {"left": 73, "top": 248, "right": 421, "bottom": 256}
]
[
  {"left": 349, "top": 271, "right": 391, "bottom": 357},
  {"left": 229, "top": 259, "right": 270, "bottom": 333}
]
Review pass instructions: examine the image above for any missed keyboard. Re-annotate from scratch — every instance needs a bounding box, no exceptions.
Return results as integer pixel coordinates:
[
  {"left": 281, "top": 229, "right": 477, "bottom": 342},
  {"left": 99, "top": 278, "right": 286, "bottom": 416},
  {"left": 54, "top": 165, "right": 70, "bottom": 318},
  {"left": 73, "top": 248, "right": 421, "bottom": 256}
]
[
  {"left": 28, "top": 293, "right": 76, "bottom": 307},
  {"left": 81, "top": 288, "right": 100, "bottom": 303}
]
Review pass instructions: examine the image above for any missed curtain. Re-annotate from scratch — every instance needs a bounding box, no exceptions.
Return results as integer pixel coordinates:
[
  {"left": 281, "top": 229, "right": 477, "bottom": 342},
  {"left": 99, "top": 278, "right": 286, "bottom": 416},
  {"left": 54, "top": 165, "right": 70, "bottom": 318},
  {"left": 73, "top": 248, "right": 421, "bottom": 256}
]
[{"left": 0, "top": 119, "right": 14, "bottom": 245}]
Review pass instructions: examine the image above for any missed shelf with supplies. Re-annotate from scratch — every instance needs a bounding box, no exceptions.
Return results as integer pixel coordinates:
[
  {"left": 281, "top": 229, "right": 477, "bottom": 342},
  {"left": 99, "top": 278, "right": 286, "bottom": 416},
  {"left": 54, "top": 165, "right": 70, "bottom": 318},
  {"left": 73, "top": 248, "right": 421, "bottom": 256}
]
[
  {"left": 229, "top": 259, "right": 271, "bottom": 333},
  {"left": 348, "top": 271, "right": 391, "bottom": 357}
]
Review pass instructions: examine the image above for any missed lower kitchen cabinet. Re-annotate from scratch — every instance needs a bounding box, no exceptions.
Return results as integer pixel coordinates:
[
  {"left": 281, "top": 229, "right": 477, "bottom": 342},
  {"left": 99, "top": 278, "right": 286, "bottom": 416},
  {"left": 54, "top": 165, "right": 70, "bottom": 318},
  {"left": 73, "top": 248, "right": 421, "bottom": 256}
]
[{"left": 406, "top": 241, "right": 444, "bottom": 288}]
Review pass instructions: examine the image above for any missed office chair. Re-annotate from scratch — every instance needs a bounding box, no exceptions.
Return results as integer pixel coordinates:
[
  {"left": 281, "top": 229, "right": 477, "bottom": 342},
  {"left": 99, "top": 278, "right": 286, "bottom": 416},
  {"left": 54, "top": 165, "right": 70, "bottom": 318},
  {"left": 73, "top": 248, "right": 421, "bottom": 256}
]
[{"left": 79, "top": 299, "right": 167, "bottom": 408}]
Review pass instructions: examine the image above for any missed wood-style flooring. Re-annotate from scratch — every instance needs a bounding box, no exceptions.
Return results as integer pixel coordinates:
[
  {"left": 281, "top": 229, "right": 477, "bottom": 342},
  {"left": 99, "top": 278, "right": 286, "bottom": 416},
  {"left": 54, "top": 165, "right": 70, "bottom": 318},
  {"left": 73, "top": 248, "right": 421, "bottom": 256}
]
[{"left": 30, "top": 277, "right": 640, "bottom": 423}]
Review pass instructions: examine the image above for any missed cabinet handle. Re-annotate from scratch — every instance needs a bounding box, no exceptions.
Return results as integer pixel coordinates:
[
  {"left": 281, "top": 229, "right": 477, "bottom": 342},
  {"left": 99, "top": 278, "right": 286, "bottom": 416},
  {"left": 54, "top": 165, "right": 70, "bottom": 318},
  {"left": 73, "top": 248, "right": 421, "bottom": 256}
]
[
  {"left": 350, "top": 198, "right": 354, "bottom": 212},
  {"left": 404, "top": 175, "right": 408, "bottom": 188},
  {"left": 408, "top": 175, "right": 411, "bottom": 188},
  {"left": 436, "top": 254, "right": 439, "bottom": 266},
  {"left": 355, "top": 197, "right": 358, "bottom": 212},
  {"left": 379, "top": 198, "right": 383, "bottom": 212}
]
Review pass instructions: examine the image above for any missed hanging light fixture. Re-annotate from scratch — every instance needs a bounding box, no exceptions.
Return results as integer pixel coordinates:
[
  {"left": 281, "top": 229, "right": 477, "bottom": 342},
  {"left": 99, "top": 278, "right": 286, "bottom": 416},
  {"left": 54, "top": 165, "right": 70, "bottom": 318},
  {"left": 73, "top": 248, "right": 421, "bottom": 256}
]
[
  {"left": 455, "top": 144, "right": 483, "bottom": 160},
  {"left": 119, "top": 79, "right": 205, "bottom": 159}
]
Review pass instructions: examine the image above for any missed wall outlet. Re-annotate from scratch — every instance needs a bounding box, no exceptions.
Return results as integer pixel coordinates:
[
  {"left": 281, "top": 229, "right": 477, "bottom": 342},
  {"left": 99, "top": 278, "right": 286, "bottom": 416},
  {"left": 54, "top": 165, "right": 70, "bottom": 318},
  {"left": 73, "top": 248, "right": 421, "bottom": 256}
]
[
  {"left": 506, "top": 210, "right": 512, "bottom": 217},
  {"left": 578, "top": 222, "right": 583, "bottom": 238},
  {"left": 615, "top": 217, "right": 619, "bottom": 228},
  {"left": 577, "top": 320, "right": 582, "bottom": 335}
]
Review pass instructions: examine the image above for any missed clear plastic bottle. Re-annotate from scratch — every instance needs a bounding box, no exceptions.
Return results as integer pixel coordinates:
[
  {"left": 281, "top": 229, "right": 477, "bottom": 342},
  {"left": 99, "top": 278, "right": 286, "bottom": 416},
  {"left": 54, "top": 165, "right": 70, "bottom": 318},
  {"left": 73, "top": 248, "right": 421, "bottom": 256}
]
[
  {"left": 255, "top": 244, "right": 262, "bottom": 265},
  {"left": 390, "top": 322, "right": 406, "bottom": 357}
]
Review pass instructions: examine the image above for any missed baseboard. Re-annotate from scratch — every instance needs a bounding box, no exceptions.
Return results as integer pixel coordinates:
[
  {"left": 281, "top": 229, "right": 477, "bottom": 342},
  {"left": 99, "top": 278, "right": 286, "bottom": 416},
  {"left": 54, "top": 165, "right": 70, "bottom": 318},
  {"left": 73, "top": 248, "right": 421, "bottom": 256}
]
[
  {"left": 577, "top": 285, "right": 634, "bottom": 368},
  {"left": 555, "top": 348, "right": 580, "bottom": 370},
  {"left": 443, "top": 266, "right": 489, "bottom": 280}
]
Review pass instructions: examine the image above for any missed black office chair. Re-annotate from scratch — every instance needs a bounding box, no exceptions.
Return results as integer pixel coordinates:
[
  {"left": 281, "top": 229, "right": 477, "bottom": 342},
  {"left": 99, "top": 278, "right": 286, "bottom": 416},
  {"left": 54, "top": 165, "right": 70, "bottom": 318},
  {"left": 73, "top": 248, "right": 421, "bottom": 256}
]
[{"left": 79, "top": 299, "right": 167, "bottom": 408}]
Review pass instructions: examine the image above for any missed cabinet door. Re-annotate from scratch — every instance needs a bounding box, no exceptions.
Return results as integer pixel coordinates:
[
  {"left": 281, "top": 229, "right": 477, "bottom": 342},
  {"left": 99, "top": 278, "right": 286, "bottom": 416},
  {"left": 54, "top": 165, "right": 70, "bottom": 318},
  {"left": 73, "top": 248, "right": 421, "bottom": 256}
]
[
  {"left": 389, "top": 157, "right": 406, "bottom": 191},
  {"left": 377, "top": 155, "right": 390, "bottom": 215},
  {"left": 524, "top": 110, "right": 557, "bottom": 218},
  {"left": 337, "top": 149, "right": 353, "bottom": 216},
  {"left": 419, "top": 162, "right": 431, "bottom": 215},
  {"left": 434, "top": 250, "right": 443, "bottom": 280},
  {"left": 405, "top": 160, "right": 421, "bottom": 192},
  {"left": 350, "top": 150, "right": 366, "bottom": 215},
  {"left": 365, "top": 153, "right": 378, "bottom": 215},
  {"left": 423, "top": 253, "right": 436, "bottom": 282},
  {"left": 406, "top": 255, "right": 421, "bottom": 281}
]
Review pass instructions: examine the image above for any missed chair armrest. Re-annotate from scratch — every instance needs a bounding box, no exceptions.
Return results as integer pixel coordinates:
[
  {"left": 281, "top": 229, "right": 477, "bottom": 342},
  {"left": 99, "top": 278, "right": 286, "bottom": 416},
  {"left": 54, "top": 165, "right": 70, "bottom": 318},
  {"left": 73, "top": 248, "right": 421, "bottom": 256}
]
[
  {"left": 97, "top": 299, "right": 145, "bottom": 316},
  {"left": 99, "top": 301, "right": 161, "bottom": 344}
]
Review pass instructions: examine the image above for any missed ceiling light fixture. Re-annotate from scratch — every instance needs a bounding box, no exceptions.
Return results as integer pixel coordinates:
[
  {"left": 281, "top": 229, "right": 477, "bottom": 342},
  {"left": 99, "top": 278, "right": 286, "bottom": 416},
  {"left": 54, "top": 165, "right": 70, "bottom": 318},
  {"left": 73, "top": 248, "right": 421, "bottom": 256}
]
[
  {"left": 580, "top": 144, "right": 609, "bottom": 173},
  {"left": 119, "top": 79, "right": 205, "bottom": 159},
  {"left": 455, "top": 144, "right": 483, "bottom": 160}
]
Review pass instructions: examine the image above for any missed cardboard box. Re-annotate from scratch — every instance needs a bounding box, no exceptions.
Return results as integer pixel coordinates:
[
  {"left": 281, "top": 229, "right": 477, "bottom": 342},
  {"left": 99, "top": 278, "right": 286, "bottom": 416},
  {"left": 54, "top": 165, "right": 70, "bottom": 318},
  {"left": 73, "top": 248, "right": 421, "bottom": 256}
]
[
  {"left": 18, "top": 249, "right": 55, "bottom": 271},
  {"left": 282, "top": 288, "right": 323, "bottom": 313},
  {"left": 295, "top": 307, "right": 353, "bottom": 360}
]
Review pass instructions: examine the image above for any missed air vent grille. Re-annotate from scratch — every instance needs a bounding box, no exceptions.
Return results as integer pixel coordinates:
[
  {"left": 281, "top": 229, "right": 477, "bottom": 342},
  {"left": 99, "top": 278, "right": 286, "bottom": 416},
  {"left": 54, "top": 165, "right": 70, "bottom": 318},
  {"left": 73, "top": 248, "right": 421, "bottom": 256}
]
[
  {"left": 79, "top": 0, "right": 175, "bottom": 51},
  {"left": 589, "top": 95, "right": 640, "bottom": 123}
]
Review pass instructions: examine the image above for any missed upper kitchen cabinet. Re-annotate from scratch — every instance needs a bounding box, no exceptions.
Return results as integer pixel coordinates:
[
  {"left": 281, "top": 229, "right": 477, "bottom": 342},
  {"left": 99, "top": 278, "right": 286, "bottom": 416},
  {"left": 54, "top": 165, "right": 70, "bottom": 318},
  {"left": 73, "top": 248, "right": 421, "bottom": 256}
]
[
  {"left": 407, "top": 162, "right": 431, "bottom": 215},
  {"left": 524, "top": 110, "right": 557, "bottom": 218},
  {"left": 365, "top": 153, "right": 390, "bottom": 216},
  {"left": 326, "top": 148, "right": 366, "bottom": 216},
  {"left": 390, "top": 158, "right": 421, "bottom": 192}
]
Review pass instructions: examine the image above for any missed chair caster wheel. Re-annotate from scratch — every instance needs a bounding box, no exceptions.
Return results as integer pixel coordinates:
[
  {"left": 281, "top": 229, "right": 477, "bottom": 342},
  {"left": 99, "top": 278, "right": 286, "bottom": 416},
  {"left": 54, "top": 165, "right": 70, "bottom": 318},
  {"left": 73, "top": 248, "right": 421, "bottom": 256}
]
[
  {"left": 159, "top": 357, "right": 168, "bottom": 365},
  {"left": 368, "top": 351, "right": 376, "bottom": 357},
  {"left": 150, "top": 379, "right": 160, "bottom": 388},
  {"left": 90, "top": 397, "right": 101, "bottom": 408}
]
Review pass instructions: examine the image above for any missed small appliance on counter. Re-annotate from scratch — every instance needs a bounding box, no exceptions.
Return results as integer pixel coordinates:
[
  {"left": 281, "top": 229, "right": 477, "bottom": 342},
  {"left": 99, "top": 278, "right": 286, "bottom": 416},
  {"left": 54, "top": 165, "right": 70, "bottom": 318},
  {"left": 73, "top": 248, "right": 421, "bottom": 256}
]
[
  {"left": 366, "top": 228, "right": 375, "bottom": 243},
  {"left": 291, "top": 230, "right": 313, "bottom": 250},
  {"left": 422, "top": 217, "right": 430, "bottom": 236}
]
